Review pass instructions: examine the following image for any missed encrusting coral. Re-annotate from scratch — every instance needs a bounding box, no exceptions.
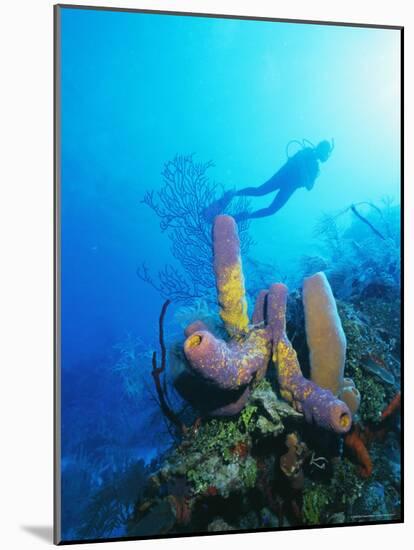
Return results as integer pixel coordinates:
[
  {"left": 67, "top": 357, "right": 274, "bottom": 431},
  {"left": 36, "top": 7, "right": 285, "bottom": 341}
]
[
  {"left": 381, "top": 392, "right": 401, "bottom": 421},
  {"left": 343, "top": 391, "right": 401, "bottom": 479},
  {"left": 280, "top": 432, "right": 309, "bottom": 490},
  {"left": 182, "top": 215, "right": 352, "bottom": 433}
]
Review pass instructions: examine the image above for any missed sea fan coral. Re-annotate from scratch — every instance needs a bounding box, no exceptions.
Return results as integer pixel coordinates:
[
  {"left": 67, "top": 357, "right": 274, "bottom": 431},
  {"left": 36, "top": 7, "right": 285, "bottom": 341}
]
[{"left": 138, "top": 155, "right": 252, "bottom": 303}]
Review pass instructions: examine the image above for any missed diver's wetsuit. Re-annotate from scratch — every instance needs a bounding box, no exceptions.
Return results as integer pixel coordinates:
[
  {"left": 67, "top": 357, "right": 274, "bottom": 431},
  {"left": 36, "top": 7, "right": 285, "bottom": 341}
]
[
  {"left": 233, "top": 146, "right": 320, "bottom": 221},
  {"left": 202, "top": 140, "right": 332, "bottom": 223}
]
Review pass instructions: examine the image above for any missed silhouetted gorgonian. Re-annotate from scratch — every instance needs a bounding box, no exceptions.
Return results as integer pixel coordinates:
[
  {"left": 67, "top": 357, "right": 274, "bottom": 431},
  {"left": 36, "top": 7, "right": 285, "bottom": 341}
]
[
  {"left": 76, "top": 459, "right": 149, "bottom": 539},
  {"left": 310, "top": 198, "right": 400, "bottom": 299},
  {"left": 138, "top": 154, "right": 252, "bottom": 304}
]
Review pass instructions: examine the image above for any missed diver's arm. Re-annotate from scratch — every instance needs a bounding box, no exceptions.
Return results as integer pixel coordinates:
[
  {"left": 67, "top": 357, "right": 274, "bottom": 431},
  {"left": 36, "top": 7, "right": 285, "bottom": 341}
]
[
  {"left": 301, "top": 151, "right": 320, "bottom": 190},
  {"left": 305, "top": 163, "right": 320, "bottom": 190}
]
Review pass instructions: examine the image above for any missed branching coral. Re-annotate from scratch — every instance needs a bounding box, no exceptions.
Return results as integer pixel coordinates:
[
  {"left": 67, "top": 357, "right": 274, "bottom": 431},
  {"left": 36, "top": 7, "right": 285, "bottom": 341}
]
[
  {"left": 76, "top": 459, "right": 149, "bottom": 539},
  {"left": 381, "top": 392, "right": 401, "bottom": 420},
  {"left": 151, "top": 300, "right": 186, "bottom": 434},
  {"left": 344, "top": 392, "right": 401, "bottom": 479},
  {"left": 112, "top": 334, "right": 152, "bottom": 399},
  {"left": 139, "top": 155, "right": 252, "bottom": 304},
  {"left": 312, "top": 198, "right": 400, "bottom": 301},
  {"left": 344, "top": 424, "right": 373, "bottom": 478}
]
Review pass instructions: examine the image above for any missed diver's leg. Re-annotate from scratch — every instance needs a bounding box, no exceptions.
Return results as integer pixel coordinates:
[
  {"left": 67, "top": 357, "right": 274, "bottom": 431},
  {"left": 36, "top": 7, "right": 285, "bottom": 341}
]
[
  {"left": 203, "top": 172, "right": 282, "bottom": 221},
  {"left": 236, "top": 172, "right": 283, "bottom": 197},
  {"left": 235, "top": 187, "right": 295, "bottom": 221}
]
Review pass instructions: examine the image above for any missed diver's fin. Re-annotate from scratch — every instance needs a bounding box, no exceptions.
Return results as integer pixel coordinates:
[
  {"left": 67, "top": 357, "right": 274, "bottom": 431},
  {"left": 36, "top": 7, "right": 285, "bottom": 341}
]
[{"left": 202, "top": 189, "right": 236, "bottom": 222}]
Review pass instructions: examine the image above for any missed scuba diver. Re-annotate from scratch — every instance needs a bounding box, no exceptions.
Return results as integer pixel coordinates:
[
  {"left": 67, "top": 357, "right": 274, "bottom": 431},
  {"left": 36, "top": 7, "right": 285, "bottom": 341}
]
[{"left": 203, "top": 139, "right": 334, "bottom": 222}]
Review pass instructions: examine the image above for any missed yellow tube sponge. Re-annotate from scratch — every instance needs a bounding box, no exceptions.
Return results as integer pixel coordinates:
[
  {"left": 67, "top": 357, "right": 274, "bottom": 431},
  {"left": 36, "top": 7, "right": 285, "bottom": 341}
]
[
  {"left": 213, "top": 215, "right": 249, "bottom": 336},
  {"left": 302, "top": 271, "right": 346, "bottom": 396}
]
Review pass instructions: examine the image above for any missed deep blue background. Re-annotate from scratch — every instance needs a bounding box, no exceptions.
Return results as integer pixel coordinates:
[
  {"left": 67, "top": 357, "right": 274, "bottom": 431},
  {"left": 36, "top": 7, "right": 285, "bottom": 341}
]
[
  {"left": 60, "top": 8, "right": 400, "bottom": 364},
  {"left": 59, "top": 7, "right": 400, "bottom": 538}
]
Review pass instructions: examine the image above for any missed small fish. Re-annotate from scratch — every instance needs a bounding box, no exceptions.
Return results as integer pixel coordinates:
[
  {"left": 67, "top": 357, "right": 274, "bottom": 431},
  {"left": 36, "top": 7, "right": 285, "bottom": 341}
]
[
  {"left": 361, "top": 355, "right": 395, "bottom": 385},
  {"left": 370, "top": 355, "right": 387, "bottom": 368}
]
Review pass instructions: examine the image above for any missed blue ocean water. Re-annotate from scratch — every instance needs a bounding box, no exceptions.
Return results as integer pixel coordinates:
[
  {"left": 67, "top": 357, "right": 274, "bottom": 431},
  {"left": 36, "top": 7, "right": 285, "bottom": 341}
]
[{"left": 59, "top": 7, "right": 401, "bottom": 541}]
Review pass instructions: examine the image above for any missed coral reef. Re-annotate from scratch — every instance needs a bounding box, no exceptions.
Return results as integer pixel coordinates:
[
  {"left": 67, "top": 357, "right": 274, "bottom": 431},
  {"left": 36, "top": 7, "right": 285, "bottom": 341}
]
[
  {"left": 381, "top": 392, "right": 401, "bottom": 420},
  {"left": 338, "top": 378, "right": 361, "bottom": 416},
  {"left": 338, "top": 299, "right": 399, "bottom": 424},
  {"left": 127, "top": 380, "right": 299, "bottom": 535},
  {"left": 343, "top": 391, "right": 401, "bottom": 480},
  {"left": 302, "top": 459, "right": 364, "bottom": 525},
  {"left": 312, "top": 198, "right": 400, "bottom": 302},
  {"left": 124, "top": 210, "right": 400, "bottom": 539},
  {"left": 344, "top": 424, "right": 373, "bottom": 478},
  {"left": 64, "top": 201, "right": 400, "bottom": 540},
  {"left": 182, "top": 215, "right": 352, "bottom": 431},
  {"left": 302, "top": 484, "right": 331, "bottom": 525},
  {"left": 280, "top": 432, "right": 309, "bottom": 490},
  {"left": 181, "top": 215, "right": 271, "bottom": 416}
]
